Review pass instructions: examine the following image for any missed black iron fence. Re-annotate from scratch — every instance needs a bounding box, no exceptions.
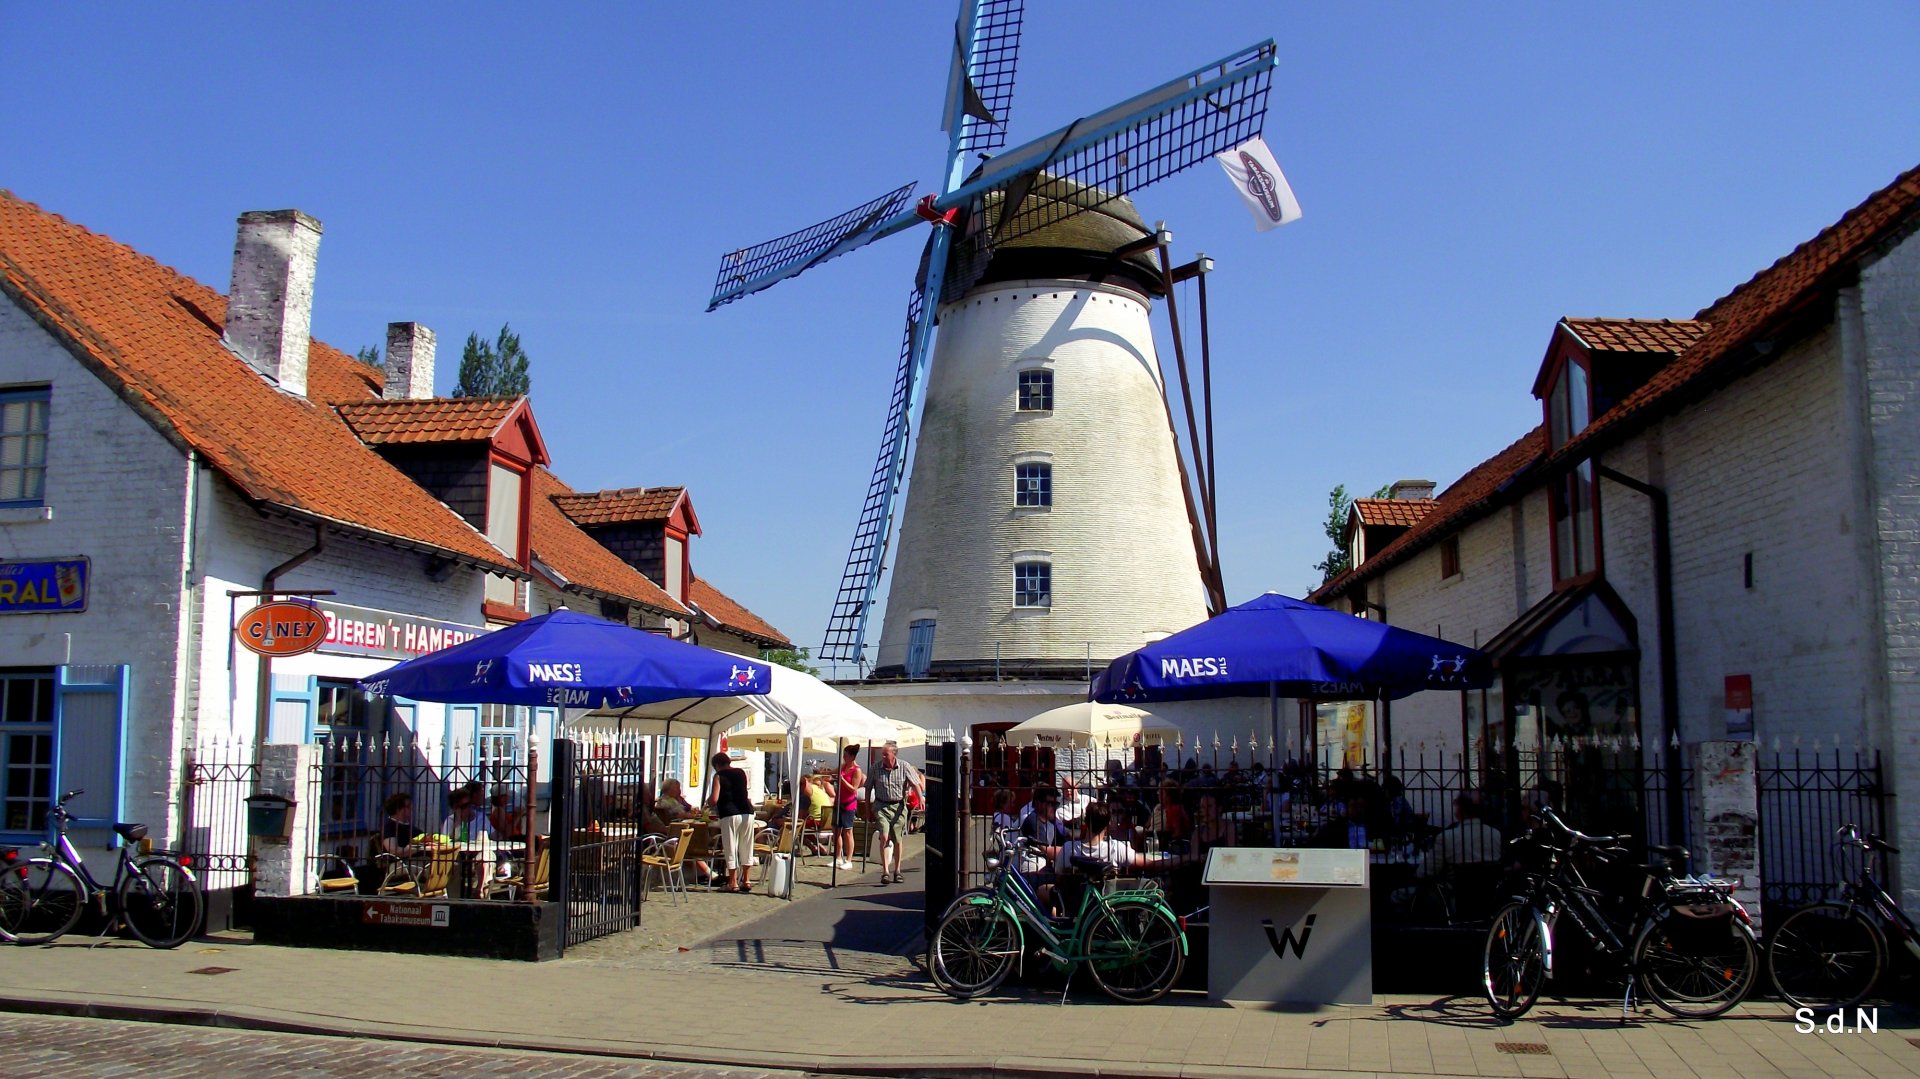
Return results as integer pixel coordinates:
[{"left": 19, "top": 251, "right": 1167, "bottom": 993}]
[
  {"left": 300, "top": 734, "right": 541, "bottom": 903},
  {"left": 180, "top": 737, "right": 259, "bottom": 930},
  {"left": 551, "top": 734, "right": 647, "bottom": 949},
  {"left": 956, "top": 740, "right": 1688, "bottom": 929},
  {"left": 1757, "top": 749, "right": 1888, "bottom": 917}
]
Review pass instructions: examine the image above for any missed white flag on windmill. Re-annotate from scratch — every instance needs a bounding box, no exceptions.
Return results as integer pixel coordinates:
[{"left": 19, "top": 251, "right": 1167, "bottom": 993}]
[{"left": 1215, "top": 136, "right": 1302, "bottom": 231}]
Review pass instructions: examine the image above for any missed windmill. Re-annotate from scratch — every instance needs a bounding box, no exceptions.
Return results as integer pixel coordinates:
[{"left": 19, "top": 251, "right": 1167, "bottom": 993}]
[{"left": 710, "top": 2, "right": 1278, "bottom": 677}]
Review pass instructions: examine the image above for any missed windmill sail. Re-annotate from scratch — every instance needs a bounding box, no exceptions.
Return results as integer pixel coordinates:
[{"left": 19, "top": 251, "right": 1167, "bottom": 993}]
[
  {"left": 943, "top": 0, "right": 1024, "bottom": 157},
  {"left": 819, "top": 276, "right": 930, "bottom": 663},
  {"left": 707, "top": 182, "right": 919, "bottom": 310}
]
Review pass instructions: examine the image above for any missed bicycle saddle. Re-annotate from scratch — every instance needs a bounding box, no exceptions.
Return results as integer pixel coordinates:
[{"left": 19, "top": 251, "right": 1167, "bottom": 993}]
[
  {"left": 114, "top": 822, "right": 148, "bottom": 843},
  {"left": 1864, "top": 833, "right": 1900, "bottom": 854}
]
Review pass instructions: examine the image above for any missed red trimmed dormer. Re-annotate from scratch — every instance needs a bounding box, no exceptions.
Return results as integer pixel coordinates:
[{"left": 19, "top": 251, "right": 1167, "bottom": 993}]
[
  {"left": 551, "top": 486, "right": 702, "bottom": 604},
  {"left": 1532, "top": 318, "right": 1704, "bottom": 588},
  {"left": 337, "top": 396, "right": 552, "bottom": 615}
]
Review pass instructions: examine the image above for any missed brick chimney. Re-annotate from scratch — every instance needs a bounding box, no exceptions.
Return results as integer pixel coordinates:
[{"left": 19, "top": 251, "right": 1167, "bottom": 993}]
[
  {"left": 1389, "top": 479, "right": 1436, "bottom": 501},
  {"left": 224, "top": 210, "right": 322, "bottom": 397},
  {"left": 383, "top": 322, "right": 436, "bottom": 399}
]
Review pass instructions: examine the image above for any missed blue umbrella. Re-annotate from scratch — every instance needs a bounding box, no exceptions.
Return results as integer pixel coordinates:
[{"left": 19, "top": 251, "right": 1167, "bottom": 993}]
[
  {"left": 1091, "top": 593, "right": 1490, "bottom": 704},
  {"left": 356, "top": 609, "right": 767, "bottom": 707}
]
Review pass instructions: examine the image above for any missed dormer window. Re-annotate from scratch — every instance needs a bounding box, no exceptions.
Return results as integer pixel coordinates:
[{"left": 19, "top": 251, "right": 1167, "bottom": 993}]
[
  {"left": 1542, "top": 355, "right": 1598, "bottom": 584},
  {"left": 485, "top": 458, "right": 528, "bottom": 606}
]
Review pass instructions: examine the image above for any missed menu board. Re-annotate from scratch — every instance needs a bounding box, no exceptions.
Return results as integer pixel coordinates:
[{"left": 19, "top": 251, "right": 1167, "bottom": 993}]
[{"left": 1202, "top": 847, "right": 1368, "bottom": 888}]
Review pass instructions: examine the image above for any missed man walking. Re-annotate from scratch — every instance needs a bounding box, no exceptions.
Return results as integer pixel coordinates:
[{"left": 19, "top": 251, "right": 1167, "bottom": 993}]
[{"left": 866, "top": 740, "right": 923, "bottom": 885}]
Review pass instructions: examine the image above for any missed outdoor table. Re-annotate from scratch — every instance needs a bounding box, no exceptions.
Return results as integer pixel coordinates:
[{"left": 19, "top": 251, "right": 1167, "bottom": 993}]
[{"left": 1203, "top": 847, "right": 1372, "bottom": 1007}]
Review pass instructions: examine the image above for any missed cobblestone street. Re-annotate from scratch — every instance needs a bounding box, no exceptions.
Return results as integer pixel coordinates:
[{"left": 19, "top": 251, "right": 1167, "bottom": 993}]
[{"left": 0, "top": 1013, "right": 845, "bottom": 1079}]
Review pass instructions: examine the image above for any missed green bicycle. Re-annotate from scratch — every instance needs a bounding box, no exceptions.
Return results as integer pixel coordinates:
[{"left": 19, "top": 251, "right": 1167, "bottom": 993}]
[{"left": 930, "top": 832, "right": 1187, "bottom": 1003}]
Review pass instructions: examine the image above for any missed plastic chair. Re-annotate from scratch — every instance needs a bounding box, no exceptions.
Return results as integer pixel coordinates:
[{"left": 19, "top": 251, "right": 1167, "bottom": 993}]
[{"left": 317, "top": 853, "right": 360, "bottom": 895}]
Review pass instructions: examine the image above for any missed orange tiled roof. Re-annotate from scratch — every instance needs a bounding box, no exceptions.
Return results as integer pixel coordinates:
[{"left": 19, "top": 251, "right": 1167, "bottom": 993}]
[
  {"left": 1314, "top": 161, "right": 1920, "bottom": 602},
  {"left": 1560, "top": 317, "right": 1708, "bottom": 355},
  {"left": 0, "top": 192, "right": 522, "bottom": 576},
  {"left": 1311, "top": 426, "right": 1547, "bottom": 603},
  {"left": 528, "top": 468, "right": 689, "bottom": 617},
  {"left": 1352, "top": 498, "right": 1435, "bottom": 529},
  {"left": 1559, "top": 163, "right": 1920, "bottom": 465},
  {"left": 552, "top": 486, "right": 686, "bottom": 527},
  {"left": 337, "top": 397, "right": 521, "bottom": 444},
  {"left": 689, "top": 576, "right": 791, "bottom": 648}
]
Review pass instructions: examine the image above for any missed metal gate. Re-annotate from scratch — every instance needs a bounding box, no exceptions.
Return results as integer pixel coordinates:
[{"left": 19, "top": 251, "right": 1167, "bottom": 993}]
[
  {"left": 921, "top": 741, "right": 959, "bottom": 934},
  {"left": 551, "top": 736, "right": 646, "bottom": 951},
  {"left": 180, "top": 738, "right": 259, "bottom": 931},
  {"left": 1757, "top": 749, "right": 1889, "bottom": 919}
]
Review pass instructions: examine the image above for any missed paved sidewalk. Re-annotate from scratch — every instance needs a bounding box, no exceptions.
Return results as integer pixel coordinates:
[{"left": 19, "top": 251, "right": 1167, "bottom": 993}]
[{"left": 2, "top": 874, "right": 1917, "bottom": 1079}]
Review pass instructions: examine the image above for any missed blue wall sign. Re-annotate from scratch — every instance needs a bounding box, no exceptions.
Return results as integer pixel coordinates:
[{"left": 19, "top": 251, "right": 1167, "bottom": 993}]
[{"left": 0, "top": 557, "right": 89, "bottom": 614}]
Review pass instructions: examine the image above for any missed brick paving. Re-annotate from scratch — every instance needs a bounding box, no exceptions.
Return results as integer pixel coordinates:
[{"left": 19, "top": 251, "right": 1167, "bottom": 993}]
[
  {"left": 0, "top": 1012, "right": 832, "bottom": 1078},
  {"left": 2, "top": 855, "right": 1919, "bottom": 1079}
]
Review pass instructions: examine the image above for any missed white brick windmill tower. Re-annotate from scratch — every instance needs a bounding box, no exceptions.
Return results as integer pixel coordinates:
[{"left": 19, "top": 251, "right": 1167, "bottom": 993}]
[{"left": 707, "top": 3, "right": 1276, "bottom": 734}]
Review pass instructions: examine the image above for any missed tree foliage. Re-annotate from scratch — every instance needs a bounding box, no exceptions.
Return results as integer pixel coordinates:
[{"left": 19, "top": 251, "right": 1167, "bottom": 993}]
[
  {"left": 760, "top": 646, "right": 819, "bottom": 676},
  {"left": 452, "top": 324, "right": 532, "bottom": 398},
  {"left": 1313, "top": 482, "right": 1394, "bottom": 584},
  {"left": 354, "top": 344, "right": 382, "bottom": 370}
]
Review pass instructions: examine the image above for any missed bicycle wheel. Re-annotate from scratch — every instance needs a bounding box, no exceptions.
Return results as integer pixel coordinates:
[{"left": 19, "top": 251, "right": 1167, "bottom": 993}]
[
  {"left": 1084, "top": 900, "right": 1185, "bottom": 1004},
  {"left": 1483, "top": 901, "right": 1548, "bottom": 1021},
  {"left": 929, "top": 898, "right": 1019, "bottom": 999},
  {"left": 0, "top": 858, "right": 85, "bottom": 945},
  {"left": 1635, "top": 912, "right": 1759, "bottom": 1019},
  {"left": 118, "top": 857, "right": 203, "bottom": 949},
  {"left": 1767, "top": 903, "right": 1885, "bottom": 1011}
]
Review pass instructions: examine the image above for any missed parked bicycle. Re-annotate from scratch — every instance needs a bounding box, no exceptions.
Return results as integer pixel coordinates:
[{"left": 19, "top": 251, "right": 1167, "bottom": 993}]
[
  {"left": 0, "top": 789, "right": 204, "bottom": 948},
  {"left": 1767, "top": 824, "right": 1915, "bottom": 1010},
  {"left": 929, "top": 831, "right": 1187, "bottom": 1003},
  {"left": 1483, "top": 807, "right": 1758, "bottom": 1021}
]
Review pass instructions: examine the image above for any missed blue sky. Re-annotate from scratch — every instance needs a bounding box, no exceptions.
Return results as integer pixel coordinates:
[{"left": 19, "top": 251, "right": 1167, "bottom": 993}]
[{"left": 6, "top": 3, "right": 1918, "bottom": 670}]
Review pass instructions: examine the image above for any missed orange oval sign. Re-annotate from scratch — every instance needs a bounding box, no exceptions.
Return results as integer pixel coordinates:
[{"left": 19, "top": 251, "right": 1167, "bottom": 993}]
[{"left": 236, "top": 600, "right": 328, "bottom": 657}]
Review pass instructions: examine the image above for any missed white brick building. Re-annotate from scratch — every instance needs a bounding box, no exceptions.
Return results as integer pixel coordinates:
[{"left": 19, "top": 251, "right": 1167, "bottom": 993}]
[
  {"left": 1311, "top": 164, "right": 1920, "bottom": 901},
  {"left": 0, "top": 194, "right": 786, "bottom": 861}
]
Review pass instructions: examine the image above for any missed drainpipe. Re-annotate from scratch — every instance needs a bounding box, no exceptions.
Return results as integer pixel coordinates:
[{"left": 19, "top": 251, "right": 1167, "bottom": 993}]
[
  {"left": 254, "top": 524, "right": 325, "bottom": 744},
  {"left": 1595, "top": 463, "right": 1684, "bottom": 846}
]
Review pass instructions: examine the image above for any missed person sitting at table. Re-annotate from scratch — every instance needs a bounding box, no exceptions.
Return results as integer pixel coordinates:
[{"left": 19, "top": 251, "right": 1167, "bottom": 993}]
[
  {"left": 440, "top": 786, "right": 494, "bottom": 846},
  {"left": 991, "top": 788, "right": 1020, "bottom": 833},
  {"left": 379, "top": 792, "right": 420, "bottom": 856},
  {"left": 1150, "top": 780, "right": 1191, "bottom": 849},
  {"left": 1394, "top": 793, "right": 1506, "bottom": 910},
  {"left": 1055, "top": 775, "right": 1092, "bottom": 823},
  {"left": 1191, "top": 791, "right": 1237, "bottom": 859},
  {"left": 801, "top": 773, "right": 834, "bottom": 854},
  {"left": 1018, "top": 790, "right": 1072, "bottom": 909},
  {"left": 655, "top": 778, "right": 696, "bottom": 823},
  {"left": 489, "top": 788, "right": 528, "bottom": 843},
  {"left": 1057, "top": 805, "right": 1171, "bottom": 881},
  {"left": 1013, "top": 783, "right": 1052, "bottom": 824},
  {"left": 1310, "top": 794, "right": 1374, "bottom": 850}
]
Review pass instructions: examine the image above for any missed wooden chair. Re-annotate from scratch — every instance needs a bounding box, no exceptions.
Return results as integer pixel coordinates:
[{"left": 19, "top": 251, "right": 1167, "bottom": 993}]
[{"left": 640, "top": 827, "right": 694, "bottom": 905}]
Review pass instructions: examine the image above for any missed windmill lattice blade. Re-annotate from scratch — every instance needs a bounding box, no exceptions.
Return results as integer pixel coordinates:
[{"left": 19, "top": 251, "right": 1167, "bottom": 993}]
[
  {"left": 947, "top": 0, "right": 1024, "bottom": 157},
  {"left": 943, "top": 41, "right": 1276, "bottom": 297},
  {"left": 707, "top": 182, "right": 919, "bottom": 310},
  {"left": 820, "top": 285, "right": 927, "bottom": 663}
]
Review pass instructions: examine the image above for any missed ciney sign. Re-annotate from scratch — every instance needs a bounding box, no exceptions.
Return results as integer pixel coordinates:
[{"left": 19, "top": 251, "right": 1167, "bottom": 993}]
[{"left": 236, "top": 600, "right": 328, "bottom": 657}]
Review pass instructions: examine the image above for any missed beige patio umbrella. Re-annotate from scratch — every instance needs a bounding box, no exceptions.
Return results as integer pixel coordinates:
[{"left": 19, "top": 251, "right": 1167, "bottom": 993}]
[{"left": 1005, "top": 702, "right": 1181, "bottom": 748}]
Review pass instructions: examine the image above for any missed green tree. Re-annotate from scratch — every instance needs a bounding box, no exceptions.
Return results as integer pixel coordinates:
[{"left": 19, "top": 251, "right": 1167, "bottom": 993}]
[
  {"left": 1313, "top": 482, "right": 1394, "bottom": 583},
  {"left": 354, "top": 344, "right": 382, "bottom": 370},
  {"left": 760, "top": 646, "right": 819, "bottom": 676},
  {"left": 452, "top": 323, "right": 532, "bottom": 398}
]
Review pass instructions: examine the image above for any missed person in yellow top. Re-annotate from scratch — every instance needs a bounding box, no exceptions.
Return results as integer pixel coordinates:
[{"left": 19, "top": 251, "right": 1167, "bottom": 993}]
[{"left": 803, "top": 771, "right": 834, "bottom": 854}]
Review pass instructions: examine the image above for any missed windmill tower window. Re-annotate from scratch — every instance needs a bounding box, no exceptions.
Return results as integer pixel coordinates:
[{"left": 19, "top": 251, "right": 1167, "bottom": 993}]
[
  {"left": 1014, "top": 562, "right": 1052, "bottom": 608},
  {"left": 1017, "top": 370, "right": 1054, "bottom": 411},
  {"left": 905, "top": 618, "right": 936, "bottom": 678},
  {"left": 1015, "top": 463, "right": 1052, "bottom": 507}
]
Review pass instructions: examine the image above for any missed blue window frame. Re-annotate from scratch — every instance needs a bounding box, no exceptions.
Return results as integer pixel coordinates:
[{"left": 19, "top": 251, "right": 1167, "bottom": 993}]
[
  {"left": 0, "top": 387, "right": 50, "bottom": 507},
  {"left": 1015, "top": 463, "right": 1051, "bottom": 507},
  {"left": 0, "top": 664, "right": 126, "bottom": 843},
  {"left": 906, "top": 619, "right": 936, "bottom": 678},
  {"left": 1014, "top": 562, "right": 1052, "bottom": 608}
]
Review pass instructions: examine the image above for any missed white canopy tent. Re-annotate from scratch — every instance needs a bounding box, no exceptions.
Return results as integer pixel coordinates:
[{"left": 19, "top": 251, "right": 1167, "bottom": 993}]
[{"left": 1005, "top": 701, "right": 1181, "bottom": 748}]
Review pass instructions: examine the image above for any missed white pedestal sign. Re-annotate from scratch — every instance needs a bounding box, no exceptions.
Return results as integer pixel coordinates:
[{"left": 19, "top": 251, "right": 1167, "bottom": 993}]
[{"left": 1204, "top": 847, "right": 1373, "bottom": 1006}]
